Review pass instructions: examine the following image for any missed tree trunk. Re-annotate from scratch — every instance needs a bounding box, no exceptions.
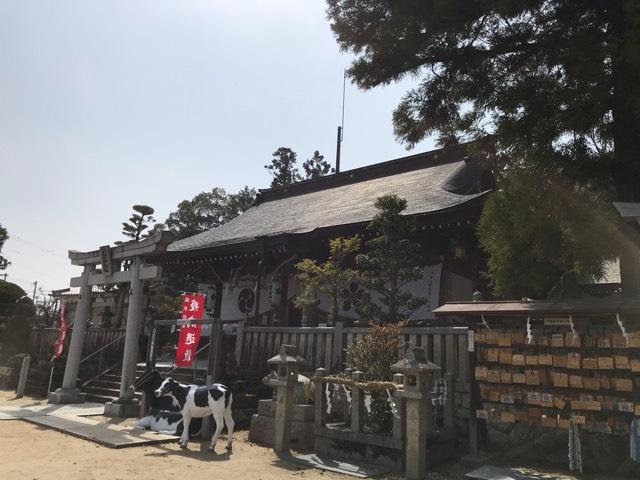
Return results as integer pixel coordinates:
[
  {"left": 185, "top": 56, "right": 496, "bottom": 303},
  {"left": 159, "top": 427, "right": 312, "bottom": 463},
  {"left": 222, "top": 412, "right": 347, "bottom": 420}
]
[
  {"left": 610, "top": 1, "right": 640, "bottom": 202},
  {"left": 610, "top": 2, "right": 640, "bottom": 297}
]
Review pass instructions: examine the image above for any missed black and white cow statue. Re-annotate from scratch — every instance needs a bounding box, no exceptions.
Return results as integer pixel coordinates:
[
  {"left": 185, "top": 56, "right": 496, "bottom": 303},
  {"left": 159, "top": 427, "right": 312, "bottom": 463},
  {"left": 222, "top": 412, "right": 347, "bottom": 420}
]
[
  {"left": 155, "top": 377, "right": 234, "bottom": 452},
  {"left": 129, "top": 368, "right": 202, "bottom": 437}
]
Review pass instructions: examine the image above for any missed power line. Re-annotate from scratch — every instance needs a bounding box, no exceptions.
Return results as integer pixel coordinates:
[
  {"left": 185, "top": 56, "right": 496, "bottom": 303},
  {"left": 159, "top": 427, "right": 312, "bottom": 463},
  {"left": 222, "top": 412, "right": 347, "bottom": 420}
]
[{"left": 9, "top": 236, "right": 68, "bottom": 260}]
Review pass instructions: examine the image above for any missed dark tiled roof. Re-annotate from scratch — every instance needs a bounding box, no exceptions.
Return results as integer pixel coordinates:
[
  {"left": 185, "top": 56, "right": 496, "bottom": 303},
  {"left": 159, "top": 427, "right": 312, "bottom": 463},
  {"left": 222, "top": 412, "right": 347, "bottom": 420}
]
[{"left": 168, "top": 147, "right": 489, "bottom": 253}]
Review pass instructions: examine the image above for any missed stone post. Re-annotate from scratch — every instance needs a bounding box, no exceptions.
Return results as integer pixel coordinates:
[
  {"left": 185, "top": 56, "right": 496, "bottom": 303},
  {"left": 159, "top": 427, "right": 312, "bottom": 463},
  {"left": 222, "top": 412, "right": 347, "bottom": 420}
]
[
  {"left": 49, "top": 264, "right": 94, "bottom": 404},
  {"left": 392, "top": 373, "right": 405, "bottom": 442},
  {"left": 266, "top": 344, "right": 306, "bottom": 453},
  {"left": 105, "top": 256, "right": 145, "bottom": 417},
  {"left": 350, "top": 371, "right": 365, "bottom": 432},
  {"left": 15, "top": 355, "right": 31, "bottom": 398},
  {"left": 392, "top": 347, "right": 441, "bottom": 480},
  {"left": 314, "top": 368, "right": 327, "bottom": 429}
]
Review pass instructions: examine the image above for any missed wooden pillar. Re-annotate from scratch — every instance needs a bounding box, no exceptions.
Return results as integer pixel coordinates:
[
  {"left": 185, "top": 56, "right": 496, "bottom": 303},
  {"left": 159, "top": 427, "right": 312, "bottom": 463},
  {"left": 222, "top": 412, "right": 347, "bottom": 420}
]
[
  {"left": 254, "top": 262, "right": 264, "bottom": 326},
  {"left": 332, "top": 321, "right": 344, "bottom": 372},
  {"left": 444, "top": 372, "right": 455, "bottom": 437},
  {"left": 468, "top": 345, "right": 479, "bottom": 457},
  {"left": 279, "top": 265, "right": 290, "bottom": 326}
]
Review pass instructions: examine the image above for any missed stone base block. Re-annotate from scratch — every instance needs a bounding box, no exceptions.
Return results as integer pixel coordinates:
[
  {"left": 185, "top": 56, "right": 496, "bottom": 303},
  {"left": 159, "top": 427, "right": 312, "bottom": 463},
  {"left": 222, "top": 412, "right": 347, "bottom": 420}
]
[
  {"left": 104, "top": 400, "right": 141, "bottom": 418},
  {"left": 48, "top": 388, "right": 86, "bottom": 404},
  {"left": 313, "top": 435, "right": 403, "bottom": 470},
  {"left": 257, "top": 399, "right": 314, "bottom": 422},
  {"left": 249, "top": 414, "right": 315, "bottom": 451}
]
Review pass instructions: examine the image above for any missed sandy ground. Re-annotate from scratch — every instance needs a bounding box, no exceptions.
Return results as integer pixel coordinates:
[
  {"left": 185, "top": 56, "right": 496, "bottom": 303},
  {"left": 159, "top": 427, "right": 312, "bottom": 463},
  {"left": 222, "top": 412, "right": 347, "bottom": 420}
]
[
  {"left": 0, "top": 391, "right": 622, "bottom": 480},
  {"left": 0, "top": 391, "right": 350, "bottom": 480}
]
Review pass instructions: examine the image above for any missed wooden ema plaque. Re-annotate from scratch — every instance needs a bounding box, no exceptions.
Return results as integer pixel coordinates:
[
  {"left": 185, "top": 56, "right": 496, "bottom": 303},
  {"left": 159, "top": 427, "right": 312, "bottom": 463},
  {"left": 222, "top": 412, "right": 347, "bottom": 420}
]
[{"left": 473, "top": 323, "right": 640, "bottom": 434}]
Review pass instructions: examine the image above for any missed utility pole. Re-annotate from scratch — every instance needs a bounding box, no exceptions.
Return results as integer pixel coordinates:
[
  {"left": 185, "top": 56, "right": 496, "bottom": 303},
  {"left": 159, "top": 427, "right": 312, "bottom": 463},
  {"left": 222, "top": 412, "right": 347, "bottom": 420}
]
[{"left": 32, "top": 281, "right": 37, "bottom": 302}]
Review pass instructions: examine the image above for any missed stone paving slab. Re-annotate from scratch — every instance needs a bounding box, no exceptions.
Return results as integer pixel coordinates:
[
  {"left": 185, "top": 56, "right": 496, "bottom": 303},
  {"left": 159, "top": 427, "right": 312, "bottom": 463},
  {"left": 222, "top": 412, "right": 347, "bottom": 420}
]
[
  {"left": 23, "top": 414, "right": 177, "bottom": 449},
  {"left": 0, "top": 402, "right": 105, "bottom": 420},
  {"left": 467, "top": 465, "right": 563, "bottom": 480},
  {"left": 286, "top": 453, "right": 391, "bottom": 478}
]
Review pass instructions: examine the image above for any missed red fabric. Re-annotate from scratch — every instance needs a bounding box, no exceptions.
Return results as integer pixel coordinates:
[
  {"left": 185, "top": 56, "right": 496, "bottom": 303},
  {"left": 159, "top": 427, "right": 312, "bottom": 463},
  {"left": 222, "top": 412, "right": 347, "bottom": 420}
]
[
  {"left": 175, "top": 293, "right": 205, "bottom": 367},
  {"left": 53, "top": 303, "right": 67, "bottom": 359}
]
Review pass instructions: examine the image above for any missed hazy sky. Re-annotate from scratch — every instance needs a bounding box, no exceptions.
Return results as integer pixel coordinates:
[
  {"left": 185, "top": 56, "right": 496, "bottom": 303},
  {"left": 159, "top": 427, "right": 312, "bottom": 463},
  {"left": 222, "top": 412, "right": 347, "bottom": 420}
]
[{"left": 0, "top": 1, "right": 435, "bottom": 300}]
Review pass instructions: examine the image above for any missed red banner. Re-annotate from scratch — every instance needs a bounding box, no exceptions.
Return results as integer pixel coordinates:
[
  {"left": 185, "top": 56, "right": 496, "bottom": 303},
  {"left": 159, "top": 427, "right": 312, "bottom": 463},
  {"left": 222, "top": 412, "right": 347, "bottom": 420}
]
[
  {"left": 175, "top": 293, "right": 205, "bottom": 367},
  {"left": 53, "top": 303, "right": 67, "bottom": 359}
]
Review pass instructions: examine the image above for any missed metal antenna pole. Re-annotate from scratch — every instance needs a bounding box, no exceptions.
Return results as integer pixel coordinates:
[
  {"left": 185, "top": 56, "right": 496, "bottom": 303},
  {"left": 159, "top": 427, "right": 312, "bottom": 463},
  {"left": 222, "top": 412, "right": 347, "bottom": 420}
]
[{"left": 336, "top": 70, "right": 347, "bottom": 173}]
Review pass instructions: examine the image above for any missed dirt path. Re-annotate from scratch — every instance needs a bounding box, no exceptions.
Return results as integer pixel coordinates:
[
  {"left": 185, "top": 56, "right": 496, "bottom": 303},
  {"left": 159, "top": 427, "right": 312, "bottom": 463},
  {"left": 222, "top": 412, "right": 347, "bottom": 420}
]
[
  {"left": 0, "top": 391, "right": 624, "bottom": 480},
  {"left": 0, "top": 391, "right": 349, "bottom": 480}
]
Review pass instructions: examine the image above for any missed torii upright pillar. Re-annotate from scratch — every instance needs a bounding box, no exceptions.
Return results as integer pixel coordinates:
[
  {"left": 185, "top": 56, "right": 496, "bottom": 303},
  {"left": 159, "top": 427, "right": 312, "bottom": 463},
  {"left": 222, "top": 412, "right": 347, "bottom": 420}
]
[
  {"left": 48, "top": 264, "right": 95, "bottom": 404},
  {"left": 49, "top": 232, "right": 171, "bottom": 414},
  {"left": 104, "top": 255, "right": 147, "bottom": 417}
]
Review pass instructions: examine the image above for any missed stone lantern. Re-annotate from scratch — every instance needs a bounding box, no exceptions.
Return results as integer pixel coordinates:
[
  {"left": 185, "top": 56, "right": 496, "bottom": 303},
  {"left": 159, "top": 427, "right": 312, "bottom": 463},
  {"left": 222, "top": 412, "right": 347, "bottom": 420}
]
[
  {"left": 266, "top": 344, "right": 306, "bottom": 452},
  {"left": 392, "top": 347, "right": 441, "bottom": 480}
]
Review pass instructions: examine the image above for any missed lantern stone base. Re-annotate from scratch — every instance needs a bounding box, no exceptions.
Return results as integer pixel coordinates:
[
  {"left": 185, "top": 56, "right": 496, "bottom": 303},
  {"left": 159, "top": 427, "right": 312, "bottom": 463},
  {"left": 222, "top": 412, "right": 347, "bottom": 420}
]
[
  {"left": 104, "top": 399, "right": 141, "bottom": 418},
  {"left": 249, "top": 399, "right": 314, "bottom": 450},
  {"left": 48, "top": 388, "right": 86, "bottom": 404}
]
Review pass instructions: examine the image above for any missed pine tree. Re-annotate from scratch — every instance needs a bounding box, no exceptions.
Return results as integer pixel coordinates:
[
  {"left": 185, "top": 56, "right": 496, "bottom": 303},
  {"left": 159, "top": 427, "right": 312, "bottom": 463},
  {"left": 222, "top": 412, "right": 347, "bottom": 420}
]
[
  {"left": 356, "top": 194, "right": 424, "bottom": 323},
  {"left": 265, "top": 147, "right": 301, "bottom": 188},
  {"left": 302, "top": 151, "right": 334, "bottom": 179},
  {"left": 0, "top": 224, "right": 9, "bottom": 271},
  {"left": 295, "top": 236, "right": 360, "bottom": 324},
  {"left": 327, "top": 0, "right": 640, "bottom": 202},
  {"left": 121, "top": 205, "right": 155, "bottom": 241}
]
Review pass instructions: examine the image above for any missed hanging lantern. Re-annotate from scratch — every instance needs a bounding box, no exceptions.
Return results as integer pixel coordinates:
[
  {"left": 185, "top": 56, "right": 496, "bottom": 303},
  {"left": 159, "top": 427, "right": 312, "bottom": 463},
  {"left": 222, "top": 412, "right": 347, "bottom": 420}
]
[{"left": 269, "top": 274, "right": 282, "bottom": 306}]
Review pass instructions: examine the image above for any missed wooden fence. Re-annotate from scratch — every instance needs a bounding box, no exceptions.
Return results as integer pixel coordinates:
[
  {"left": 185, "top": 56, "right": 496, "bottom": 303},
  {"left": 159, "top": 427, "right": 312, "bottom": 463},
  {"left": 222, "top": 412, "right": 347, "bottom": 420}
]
[
  {"left": 29, "top": 327, "right": 126, "bottom": 361},
  {"left": 235, "top": 323, "right": 470, "bottom": 384}
]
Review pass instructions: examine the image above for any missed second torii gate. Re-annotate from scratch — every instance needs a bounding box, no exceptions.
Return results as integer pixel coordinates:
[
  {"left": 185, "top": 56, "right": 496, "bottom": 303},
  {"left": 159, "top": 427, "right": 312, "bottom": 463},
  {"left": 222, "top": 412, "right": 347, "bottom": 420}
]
[{"left": 49, "top": 232, "right": 172, "bottom": 417}]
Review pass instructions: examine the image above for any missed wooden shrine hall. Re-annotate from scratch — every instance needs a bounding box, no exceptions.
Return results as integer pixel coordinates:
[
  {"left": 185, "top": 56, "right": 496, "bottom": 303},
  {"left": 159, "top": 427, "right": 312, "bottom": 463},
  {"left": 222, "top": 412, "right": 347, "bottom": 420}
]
[{"left": 155, "top": 143, "right": 495, "bottom": 327}]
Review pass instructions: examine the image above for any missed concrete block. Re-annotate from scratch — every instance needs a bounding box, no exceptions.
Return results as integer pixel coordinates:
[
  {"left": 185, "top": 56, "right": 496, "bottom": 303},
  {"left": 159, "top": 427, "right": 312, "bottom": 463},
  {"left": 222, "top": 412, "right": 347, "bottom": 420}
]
[
  {"left": 48, "top": 388, "right": 86, "bottom": 405},
  {"left": 256, "top": 399, "right": 314, "bottom": 422},
  {"left": 104, "top": 400, "right": 141, "bottom": 418},
  {"left": 249, "top": 414, "right": 315, "bottom": 451}
]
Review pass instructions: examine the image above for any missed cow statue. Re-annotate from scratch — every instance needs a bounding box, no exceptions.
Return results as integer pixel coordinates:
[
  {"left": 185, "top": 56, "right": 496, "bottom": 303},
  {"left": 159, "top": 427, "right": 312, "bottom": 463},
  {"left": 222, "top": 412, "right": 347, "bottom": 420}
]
[
  {"left": 155, "top": 376, "right": 234, "bottom": 452},
  {"left": 129, "top": 368, "right": 202, "bottom": 437}
]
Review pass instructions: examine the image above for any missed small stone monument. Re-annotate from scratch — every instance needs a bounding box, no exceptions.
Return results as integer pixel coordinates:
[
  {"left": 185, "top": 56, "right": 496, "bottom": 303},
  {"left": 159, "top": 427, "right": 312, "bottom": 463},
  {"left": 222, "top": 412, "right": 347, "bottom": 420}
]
[
  {"left": 392, "top": 347, "right": 441, "bottom": 480},
  {"left": 254, "top": 344, "right": 308, "bottom": 452}
]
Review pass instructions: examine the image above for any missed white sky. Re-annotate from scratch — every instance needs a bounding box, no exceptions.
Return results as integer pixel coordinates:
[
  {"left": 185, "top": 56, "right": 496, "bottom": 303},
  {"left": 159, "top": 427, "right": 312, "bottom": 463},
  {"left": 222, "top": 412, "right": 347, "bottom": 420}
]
[{"left": 0, "top": 1, "right": 435, "bottom": 300}]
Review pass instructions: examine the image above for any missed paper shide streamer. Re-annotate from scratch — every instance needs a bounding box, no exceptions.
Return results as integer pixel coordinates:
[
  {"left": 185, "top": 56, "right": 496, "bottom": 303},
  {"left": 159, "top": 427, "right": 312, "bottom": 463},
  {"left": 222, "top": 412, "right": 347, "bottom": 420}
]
[
  {"left": 526, "top": 317, "right": 533, "bottom": 345},
  {"left": 569, "top": 315, "right": 578, "bottom": 345},
  {"left": 386, "top": 389, "right": 400, "bottom": 419},
  {"left": 342, "top": 385, "right": 352, "bottom": 413},
  {"left": 617, "top": 313, "right": 630, "bottom": 346}
]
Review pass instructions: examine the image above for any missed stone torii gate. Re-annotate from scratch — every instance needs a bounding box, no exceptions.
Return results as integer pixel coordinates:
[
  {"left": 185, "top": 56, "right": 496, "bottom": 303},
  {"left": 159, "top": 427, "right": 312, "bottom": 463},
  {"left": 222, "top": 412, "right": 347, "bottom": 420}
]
[{"left": 49, "top": 232, "right": 171, "bottom": 417}]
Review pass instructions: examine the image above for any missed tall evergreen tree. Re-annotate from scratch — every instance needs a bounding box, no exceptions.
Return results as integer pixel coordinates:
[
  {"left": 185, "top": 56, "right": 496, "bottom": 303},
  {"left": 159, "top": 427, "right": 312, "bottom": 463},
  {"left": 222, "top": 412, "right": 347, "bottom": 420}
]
[
  {"left": 265, "top": 147, "right": 301, "bottom": 188},
  {"left": 302, "top": 151, "right": 334, "bottom": 179},
  {"left": 356, "top": 194, "right": 425, "bottom": 323},
  {"left": 326, "top": 1, "right": 640, "bottom": 201},
  {"left": 163, "top": 186, "right": 256, "bottom": 240},
  {"left": 0, "top": 223, "right": 9, "bottom": 271},
  {"left": 225, "top": 186, "right": 257, "bottom": 220},
  {"left": 121, "top": 205, "right": 155, "bottom": 241}
]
